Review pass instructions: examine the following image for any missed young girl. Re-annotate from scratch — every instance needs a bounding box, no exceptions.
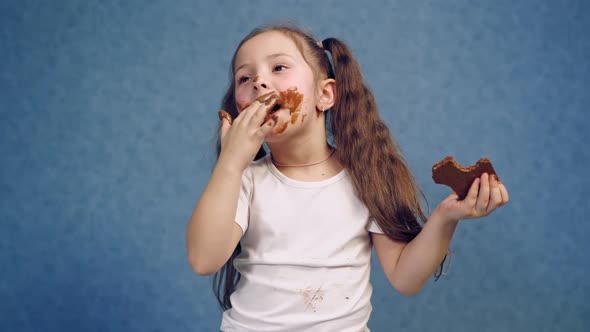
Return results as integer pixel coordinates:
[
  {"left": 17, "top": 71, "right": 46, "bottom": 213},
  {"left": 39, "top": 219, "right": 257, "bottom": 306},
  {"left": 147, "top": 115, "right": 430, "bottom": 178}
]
[{"left": 186, "top": 24, "right": 509, "bottom": 331}]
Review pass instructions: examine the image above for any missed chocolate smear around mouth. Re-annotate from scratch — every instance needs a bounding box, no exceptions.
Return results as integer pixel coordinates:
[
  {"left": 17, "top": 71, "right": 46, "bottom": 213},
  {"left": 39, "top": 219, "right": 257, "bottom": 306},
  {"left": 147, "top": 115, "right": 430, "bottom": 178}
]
[
  {"left": 232, "top": 89, "right": 304, "bottom": 132},
  {"left": 263, "top": 88, "right": 304, "bottom": 124}
]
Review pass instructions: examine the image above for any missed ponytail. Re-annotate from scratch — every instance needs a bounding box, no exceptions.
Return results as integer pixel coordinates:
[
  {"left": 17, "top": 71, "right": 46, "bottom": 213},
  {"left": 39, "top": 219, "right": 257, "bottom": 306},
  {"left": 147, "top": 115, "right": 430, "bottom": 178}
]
[
  {"left": 322, "top": 38, "right": 446, "bottom": 277},
  {"left": 212, "top": 243, "right": 241, "bottom": 310},
  {"left": 322, "top": 38, "right": 425, "bottom": 239}
]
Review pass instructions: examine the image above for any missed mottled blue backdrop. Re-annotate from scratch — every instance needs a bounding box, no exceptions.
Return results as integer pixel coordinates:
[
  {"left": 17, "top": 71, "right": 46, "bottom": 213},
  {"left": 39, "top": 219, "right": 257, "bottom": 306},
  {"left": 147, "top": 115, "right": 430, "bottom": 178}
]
[{"left": 1, "top": 0, "right": 589, "bottom": 331}]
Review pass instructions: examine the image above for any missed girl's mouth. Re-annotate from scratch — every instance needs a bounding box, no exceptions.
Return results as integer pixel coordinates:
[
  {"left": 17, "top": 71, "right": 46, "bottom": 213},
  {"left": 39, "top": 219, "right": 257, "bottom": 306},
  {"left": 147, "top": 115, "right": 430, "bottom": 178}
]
[
  {"left": 256, "top": 88, "right": 304, "bottom": 123},
  {"left": 231, "top": 88, "right": 304, "bottom": 129}
]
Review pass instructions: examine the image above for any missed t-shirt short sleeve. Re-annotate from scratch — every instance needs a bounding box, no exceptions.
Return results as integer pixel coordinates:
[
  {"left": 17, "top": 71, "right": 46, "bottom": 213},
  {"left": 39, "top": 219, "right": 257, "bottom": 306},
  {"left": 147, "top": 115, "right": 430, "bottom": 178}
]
[
  {"left": 365, "top": 218, "right": 384, "bottom": 234},
  {"left": 234, "top": 168, "right": 252, "bottom": 235}
]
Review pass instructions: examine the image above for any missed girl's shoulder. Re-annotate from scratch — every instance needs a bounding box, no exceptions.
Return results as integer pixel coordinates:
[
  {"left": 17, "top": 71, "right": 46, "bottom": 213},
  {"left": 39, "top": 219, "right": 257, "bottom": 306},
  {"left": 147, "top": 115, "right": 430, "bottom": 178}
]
[
  {"left": 248, "top": 154, "right": 270, "bottom": 173},
  {"left": 241, "top": 154, "right": 271, "bottom": 183}
]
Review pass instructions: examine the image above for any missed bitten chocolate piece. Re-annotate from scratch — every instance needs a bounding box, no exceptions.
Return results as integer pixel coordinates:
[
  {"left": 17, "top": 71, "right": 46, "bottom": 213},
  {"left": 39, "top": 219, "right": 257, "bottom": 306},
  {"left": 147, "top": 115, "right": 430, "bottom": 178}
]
[{"left": 432, "top": 156, "right": 498, "bottom": 200}]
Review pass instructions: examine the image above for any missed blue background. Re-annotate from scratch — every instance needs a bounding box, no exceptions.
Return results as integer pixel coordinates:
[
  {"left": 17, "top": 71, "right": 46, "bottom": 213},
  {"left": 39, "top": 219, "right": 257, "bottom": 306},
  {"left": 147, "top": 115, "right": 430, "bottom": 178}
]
[{"left": 1, "top": 0, "right": 589, "bottom": 331}]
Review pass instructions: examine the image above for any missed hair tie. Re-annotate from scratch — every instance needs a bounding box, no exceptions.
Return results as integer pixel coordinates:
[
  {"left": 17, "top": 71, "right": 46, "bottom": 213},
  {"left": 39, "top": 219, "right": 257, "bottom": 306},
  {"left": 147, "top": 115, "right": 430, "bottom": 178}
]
[
  {"left": 318, "top": 39, "right": 335, "bottom": 78},
  {"left": 324, "top": 52, "right": 335, "bottom": 79}
]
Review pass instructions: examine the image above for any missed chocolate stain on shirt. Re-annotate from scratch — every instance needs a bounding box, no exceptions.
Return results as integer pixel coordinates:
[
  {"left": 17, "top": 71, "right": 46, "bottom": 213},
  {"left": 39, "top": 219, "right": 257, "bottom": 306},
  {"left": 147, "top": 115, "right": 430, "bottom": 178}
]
[{"left": 300, "top": 286, "right": 324, "bottom": 313}]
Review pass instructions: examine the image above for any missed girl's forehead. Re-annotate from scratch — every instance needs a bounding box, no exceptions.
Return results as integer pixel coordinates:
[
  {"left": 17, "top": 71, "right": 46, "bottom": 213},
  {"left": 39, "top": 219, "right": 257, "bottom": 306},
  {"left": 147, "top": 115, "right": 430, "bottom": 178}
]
[{"left": 235, "top": 31, "right": 302, "bottom": 65}]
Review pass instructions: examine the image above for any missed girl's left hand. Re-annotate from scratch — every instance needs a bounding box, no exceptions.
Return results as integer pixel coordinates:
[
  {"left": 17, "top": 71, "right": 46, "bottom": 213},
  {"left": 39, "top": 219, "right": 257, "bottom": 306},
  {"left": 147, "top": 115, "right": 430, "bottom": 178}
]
[{"left": 435, "top": 173, "right": 509, "bottom": 223}]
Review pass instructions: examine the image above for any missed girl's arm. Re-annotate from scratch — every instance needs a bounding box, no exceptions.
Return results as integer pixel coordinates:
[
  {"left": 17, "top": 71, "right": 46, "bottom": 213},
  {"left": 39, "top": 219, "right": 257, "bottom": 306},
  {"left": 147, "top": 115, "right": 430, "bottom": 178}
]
[
  {"left": 373, "top": 173, "right": 509, "bottom": 295},
  {"left": 186, "top": 101, "right": 276, "bottom": 275},
  {"left": 186, "top": 162, "right": 244, "bottom": 276}
]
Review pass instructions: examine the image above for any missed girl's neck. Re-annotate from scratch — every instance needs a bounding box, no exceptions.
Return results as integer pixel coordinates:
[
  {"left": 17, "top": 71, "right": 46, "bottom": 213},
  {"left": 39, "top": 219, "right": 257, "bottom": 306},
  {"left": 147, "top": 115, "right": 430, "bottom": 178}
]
[
  {"left": 267, "top": 136, "right": 334, "bottom": 168},
  {"left": 271, "top": 148, "right": 335, "bottom": 167},
  {"left": 265, "top": 117, "right": 342, "bottom": 177},
  {"left": 269, "top": 146, "right": 343, "bottom": 182}
]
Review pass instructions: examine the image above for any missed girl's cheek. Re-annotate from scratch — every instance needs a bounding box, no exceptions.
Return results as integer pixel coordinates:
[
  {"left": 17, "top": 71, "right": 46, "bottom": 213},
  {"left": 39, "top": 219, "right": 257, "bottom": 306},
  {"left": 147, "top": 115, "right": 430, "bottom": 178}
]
[{"left": 234, "top": 91, "right": 248, "bottom": 112}]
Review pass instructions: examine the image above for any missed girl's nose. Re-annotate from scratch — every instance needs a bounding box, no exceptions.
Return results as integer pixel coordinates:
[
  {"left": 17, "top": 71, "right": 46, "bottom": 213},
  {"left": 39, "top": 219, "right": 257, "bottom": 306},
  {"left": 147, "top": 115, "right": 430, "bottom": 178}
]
[{"left": 253, "top": 76, "right": 268, "bottom": 90}]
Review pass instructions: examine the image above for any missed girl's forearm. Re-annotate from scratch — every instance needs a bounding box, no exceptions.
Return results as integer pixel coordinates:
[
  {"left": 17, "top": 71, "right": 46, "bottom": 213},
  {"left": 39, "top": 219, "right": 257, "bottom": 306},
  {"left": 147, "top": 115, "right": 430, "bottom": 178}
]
[
  {"left": 391, "top": 209, "right": 458, "bottom": 295},
  {"left": 186, "top": 160, "right": 243, "bottom": 274}
]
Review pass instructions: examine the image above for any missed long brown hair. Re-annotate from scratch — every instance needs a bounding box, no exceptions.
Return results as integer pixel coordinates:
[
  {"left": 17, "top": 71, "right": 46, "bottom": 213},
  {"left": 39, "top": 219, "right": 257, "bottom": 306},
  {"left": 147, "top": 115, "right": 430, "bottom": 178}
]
[{"left": 213, "top": 24, "right": 444, "bottom": 311}]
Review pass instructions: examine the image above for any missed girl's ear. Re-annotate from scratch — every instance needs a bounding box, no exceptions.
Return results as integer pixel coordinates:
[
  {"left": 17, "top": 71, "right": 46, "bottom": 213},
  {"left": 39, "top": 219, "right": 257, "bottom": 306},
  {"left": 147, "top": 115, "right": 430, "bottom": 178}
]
[{"left": 316, "top": 78, "right": 336, "bottom": 111}]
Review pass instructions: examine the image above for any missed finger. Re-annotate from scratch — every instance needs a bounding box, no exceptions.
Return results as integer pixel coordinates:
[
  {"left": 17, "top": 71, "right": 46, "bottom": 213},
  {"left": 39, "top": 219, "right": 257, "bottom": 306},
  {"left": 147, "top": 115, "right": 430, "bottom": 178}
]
[
  {"left": 464, "top": 177, "right": 480, "bottom": 205},
  {"left": 498, "top": 183, "right": 509, "bottom": 205},
  {"left": 240, "top": 100, "right": 264, "bottom": 125},
  {"left": 218, "top": 110, "right": 233, "bottom": 126},
  {"left": 238, "top": 92, "right": 276, "bottom": 125},
  {"left": 487, "top": 175, "right": 503, "bottom": 212},
  {"left": 251, "top": 95, "right": 278, "bottom": 127},
  {"left": 234, "top": 100, "right": 262, "bottom": 126},
  {"left": 219, "top": 117, "right": 231, "bottom": 140},
  {"left": 447, "top": 191, "right": 459, "bottom": 201},
  {"left": 475, "top": 173, "right": 490, "bottom": 213},
  {"left": 249, "top": 102, "right": 270, "bottom": 128},
  {"left": 256, "top": 91, "right": 278, "bottom": 105},
  {"left": 255, "top": 117, "right": 276, "bottom": 139}
]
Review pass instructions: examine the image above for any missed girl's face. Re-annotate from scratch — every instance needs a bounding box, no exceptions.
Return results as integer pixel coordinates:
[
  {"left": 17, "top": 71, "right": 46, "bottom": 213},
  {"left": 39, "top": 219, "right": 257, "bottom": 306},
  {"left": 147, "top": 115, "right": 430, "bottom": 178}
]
[{"left": 233, "top": 31, "right": 319, "bottom": 140}]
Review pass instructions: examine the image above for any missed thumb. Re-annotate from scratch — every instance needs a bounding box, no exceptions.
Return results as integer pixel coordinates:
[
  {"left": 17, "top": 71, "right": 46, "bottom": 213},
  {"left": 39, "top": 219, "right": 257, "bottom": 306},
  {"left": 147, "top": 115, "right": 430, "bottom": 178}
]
[{"left": 447, "top": 192, "right": 459, "bottom": 201}]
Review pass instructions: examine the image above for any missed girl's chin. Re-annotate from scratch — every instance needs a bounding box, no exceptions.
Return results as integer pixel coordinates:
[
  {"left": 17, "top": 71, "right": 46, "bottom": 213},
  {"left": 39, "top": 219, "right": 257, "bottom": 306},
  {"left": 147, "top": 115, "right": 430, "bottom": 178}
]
[
  {"left": 264, "top": 108, "right": 310, "bottom": 140},
  {"left": 264, "top": 126, "right": 287, "bottom": 140},
  {"left": 264, "top": 122, "right": 292, "bottom": 141}
]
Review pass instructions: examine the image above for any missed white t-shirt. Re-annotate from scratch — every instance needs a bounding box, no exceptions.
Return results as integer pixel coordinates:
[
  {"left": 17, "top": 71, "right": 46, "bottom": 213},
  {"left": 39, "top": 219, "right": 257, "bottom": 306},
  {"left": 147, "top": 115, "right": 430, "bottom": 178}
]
[{"left": 221, "top": 155, "right": 384, "bottom": 332}]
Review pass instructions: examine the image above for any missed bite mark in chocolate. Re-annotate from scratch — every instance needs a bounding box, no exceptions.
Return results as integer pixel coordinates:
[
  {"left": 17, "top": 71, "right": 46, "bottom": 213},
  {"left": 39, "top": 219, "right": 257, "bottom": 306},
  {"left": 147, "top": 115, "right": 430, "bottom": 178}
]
[{"left": 432, "top": 156, "right": 499, "bottom": 200}]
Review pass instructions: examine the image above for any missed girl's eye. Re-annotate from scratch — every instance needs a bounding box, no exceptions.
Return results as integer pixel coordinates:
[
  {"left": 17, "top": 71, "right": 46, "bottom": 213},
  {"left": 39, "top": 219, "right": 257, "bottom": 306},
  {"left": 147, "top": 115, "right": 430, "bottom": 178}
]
[
  {"left": 238, "top": 76, "right": 251, "bottom": 84},
  {"left": 273, "top": 65, "right": 287, "bottom": 72}
]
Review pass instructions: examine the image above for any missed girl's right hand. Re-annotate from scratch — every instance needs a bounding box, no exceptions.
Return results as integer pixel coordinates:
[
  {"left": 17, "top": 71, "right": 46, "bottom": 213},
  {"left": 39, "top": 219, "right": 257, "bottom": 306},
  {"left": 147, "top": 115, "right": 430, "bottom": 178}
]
[
  {"left": 217, "top": 96, "right": 277, "bottom": 173},
  {"left": 434, "top": 173, "right": 509, "bottom": 223}
]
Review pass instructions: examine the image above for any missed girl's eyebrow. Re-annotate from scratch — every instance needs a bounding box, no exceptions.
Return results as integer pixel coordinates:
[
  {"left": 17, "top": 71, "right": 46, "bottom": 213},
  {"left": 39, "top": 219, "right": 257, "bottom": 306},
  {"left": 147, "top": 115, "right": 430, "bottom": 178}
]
[
  {"left": 235, "top": 53, "right": 294, "bottom": 73},
  {"left": 266, "top": 52, "right": 293, "bottom": 60}
]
